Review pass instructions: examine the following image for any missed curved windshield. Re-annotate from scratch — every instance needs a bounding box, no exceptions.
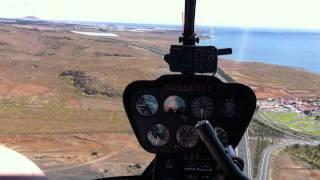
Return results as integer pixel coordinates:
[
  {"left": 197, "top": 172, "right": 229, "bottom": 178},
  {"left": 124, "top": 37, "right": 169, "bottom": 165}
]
[{"left": 0, "top": 0, "right": 319, "bottom": 180}]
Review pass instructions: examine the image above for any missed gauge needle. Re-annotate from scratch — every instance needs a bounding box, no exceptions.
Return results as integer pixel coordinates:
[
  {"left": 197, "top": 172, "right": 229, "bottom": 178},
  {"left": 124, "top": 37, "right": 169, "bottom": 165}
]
[
  {"left": 155, "top": 136, "right": 159, "bottom": 145},
  {"left": 200, "top": 108, "right": 204, "bottom": 119}
]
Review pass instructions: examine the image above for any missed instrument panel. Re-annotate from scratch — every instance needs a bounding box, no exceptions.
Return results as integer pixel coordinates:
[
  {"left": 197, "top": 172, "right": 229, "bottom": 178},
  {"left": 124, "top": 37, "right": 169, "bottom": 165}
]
[{"left": 123, "top": 75, "right": 256, "bottom": 154}]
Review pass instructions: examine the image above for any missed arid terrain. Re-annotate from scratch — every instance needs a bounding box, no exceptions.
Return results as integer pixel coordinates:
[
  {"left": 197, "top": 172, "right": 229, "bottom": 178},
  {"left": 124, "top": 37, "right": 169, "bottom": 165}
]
[
  {"left": 219, "top": 60, "right": 320, "bottom": 99},
  {"left": 0, "top": 21, "right": 320, "bottom": 179},
  {"left": 0, "top": 23, "right": 168, "bottom": 178},
  {"left": 271, "top": 150, "right": 320, "bottom": 180}
]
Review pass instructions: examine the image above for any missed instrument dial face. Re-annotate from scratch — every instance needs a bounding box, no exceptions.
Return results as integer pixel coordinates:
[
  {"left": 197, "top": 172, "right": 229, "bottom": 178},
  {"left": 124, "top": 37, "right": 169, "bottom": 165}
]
[
  {"left": 163, "top": 95, "right": 186, "bottom": 114},
  {"left": 136, "top": 94, "right": 159, "bottom": 117},
  {"left": 225, "top": 98, "right": 236, "bottom": 118},
  {"left": 176, "top": 125, "right": 199, "bottom": 148},
  {"left": 191, "top": 96, "right": 214, "bottom": 119},
  {"left": 215, "top": 127, "right": 228, "bottom": 145},
  {"left": 147, "top": 124, "right": 170, "bottom": 147}
]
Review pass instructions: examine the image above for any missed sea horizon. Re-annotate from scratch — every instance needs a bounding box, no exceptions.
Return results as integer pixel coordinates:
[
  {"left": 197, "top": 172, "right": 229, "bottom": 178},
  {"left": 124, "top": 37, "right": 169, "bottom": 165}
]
[
  {"left": 61, "top": 20, "right": 320, "bottom": 74},
  {"left": 2, "top": 17, "right": 319, "bottom": 74}
]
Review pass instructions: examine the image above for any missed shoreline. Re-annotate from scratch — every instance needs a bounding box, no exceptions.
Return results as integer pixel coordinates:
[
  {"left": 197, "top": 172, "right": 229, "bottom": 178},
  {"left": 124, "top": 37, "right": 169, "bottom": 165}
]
[{"left": 219, "top": 59, "right": 320, "bottom": 76}]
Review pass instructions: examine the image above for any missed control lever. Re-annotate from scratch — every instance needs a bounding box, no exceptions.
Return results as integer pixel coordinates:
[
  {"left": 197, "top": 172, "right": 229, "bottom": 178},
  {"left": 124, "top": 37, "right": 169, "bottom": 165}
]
[{"left": 195, "top": 120, "right": 249, "bottom": 180}]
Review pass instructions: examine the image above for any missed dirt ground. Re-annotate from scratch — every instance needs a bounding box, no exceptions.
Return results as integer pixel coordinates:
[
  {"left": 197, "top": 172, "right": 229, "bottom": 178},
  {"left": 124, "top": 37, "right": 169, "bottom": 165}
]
[
  {"left": 0, "top": 132, "right": 154, "bottom": 177},
  {"left": 1, "top": 22, "right": 320, "bottom": 178},
  {"left": 0, "top": 23, "right": 164, "bottom": 178},
  {"left": 0, "top": 78, "right": 52, "bottom": 97},
  {"left": 219, "top": 60, "right": 320, "bottom": 99},
  {"left": 271, "top": 150, "right": 320, "bottom": 180}
]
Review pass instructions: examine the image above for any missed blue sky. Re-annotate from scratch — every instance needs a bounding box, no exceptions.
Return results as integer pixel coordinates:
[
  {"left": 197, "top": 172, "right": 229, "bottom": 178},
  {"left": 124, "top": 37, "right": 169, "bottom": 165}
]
[{"left": 0, "top": 0, "right": 319, "bottom": 29}]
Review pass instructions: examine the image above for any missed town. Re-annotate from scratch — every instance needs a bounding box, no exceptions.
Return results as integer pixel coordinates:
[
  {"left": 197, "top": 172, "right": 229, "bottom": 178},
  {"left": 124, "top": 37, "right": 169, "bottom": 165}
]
[{"left": 258, "top": 98, "right": 320, "bottom": 117}]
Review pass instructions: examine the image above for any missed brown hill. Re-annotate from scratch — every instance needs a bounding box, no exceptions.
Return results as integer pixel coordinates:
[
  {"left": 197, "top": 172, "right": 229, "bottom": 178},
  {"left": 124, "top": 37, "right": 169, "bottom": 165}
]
[{"left": 219, "top": 60, "right": 320, "bottom": 99}]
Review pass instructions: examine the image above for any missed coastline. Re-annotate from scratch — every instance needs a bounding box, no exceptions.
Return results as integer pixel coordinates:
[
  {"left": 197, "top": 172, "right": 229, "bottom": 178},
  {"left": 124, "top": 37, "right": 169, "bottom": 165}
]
[
  {"left": 219, "top": 59, "right": 320, "bottom": 99},
  {"left": 219, "top": 59, "right": 320, "bottom": 76}
]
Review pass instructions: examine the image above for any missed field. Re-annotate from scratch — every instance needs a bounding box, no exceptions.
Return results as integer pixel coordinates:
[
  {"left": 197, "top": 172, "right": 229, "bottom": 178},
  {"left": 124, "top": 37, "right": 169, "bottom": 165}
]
[
  {"left": 0, "top": 21, "right": 320, "bottom": 178},
  {"left": 0, "top": 23, "right": 169, "bottom": 178},
  {"left": 271, "top": 150, "right": 320, "bottom": 180},
  {"left": 262, "top": 112, "right": 320, "bottom": 136},
  {"left": 219, "top": 60, "right": 320, "bottom": 99}
]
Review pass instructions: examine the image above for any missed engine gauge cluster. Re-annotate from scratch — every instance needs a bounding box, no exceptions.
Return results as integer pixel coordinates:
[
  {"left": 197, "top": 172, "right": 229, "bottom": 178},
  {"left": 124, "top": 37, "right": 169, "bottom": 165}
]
[{"left": 123, "top": 75, "right": 257, "bottom": 153}]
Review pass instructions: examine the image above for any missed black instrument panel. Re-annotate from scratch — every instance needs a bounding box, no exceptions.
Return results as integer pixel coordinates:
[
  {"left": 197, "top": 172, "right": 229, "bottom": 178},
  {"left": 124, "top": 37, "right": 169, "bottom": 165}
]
[{"left": 123, "top": 75, "right": 256, "bottom": 154}]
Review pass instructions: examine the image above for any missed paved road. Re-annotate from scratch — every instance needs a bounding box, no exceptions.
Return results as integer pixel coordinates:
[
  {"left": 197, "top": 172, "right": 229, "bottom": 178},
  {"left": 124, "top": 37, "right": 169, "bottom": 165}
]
[
  {"left": 255, "top": 112, "right": 319, "bottom": 141},
  {"left": 258, "top": 140, "right": 320, "bottom": 180},
  {"left": 215, "top": 73, "right": 252, "bottom": 179},
  {"left": 238, "top": 131, "right": 252, "bottom": 179}
]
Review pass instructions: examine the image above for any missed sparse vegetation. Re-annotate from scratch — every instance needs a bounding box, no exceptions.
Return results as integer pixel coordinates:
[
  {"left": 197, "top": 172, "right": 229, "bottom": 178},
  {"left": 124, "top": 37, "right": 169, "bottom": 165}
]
[
  {"left": 0, "top": 105, "right": 130, "bottom": 134},
  {"left": 249, "top": 118, "right": 285, "bottom": 140},
  {"left": 0, "top": 23, "right": 170, "bottom": 177},
  {"left": 60, "top": 70, "right": 122, "bottom": 97},
  {"left": 263, "top": 112, "right": 320, "bottom": 136},
  {"left": 95, "top": 51, "right": 132, "bottom": 57},
  {"left": 220, "top": 60, "right": 320, "bottom": 99},
  {"left": 249, "top": 118, "right": 284, "bottom": 178},
  {"left": 285, "top": 144, "right": 320, "bottom": 169},
  {"left": 253, "top": 139, "right": 271, "bottom": 177},
  {"left": 0, "top": 21, "right": 319, "bottom": 178},
  {"left": 0, "top": 41, "right": 9, "bottom": 46}
]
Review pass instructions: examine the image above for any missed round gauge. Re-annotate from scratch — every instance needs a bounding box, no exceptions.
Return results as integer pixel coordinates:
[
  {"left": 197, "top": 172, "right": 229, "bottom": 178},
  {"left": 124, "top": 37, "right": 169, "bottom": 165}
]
[
  {"left": 215, "top": 127, "right": 228, "bottom": 145},
  {"left": 136, "top": 94, "right": 159, "bottom": 117},
  {"left": 163, "top": 95, "right": 186, "bottom": 114},
  {"left": 191, "top": 96, "right": 214, "bottom": 119},
  {"left": 176, "top": 125, "right": 199, "bottom": 148},
  {"left": 147, "top": 124, "right": 170, "bottom": 147},
  {"left": 225, "top": 98, "right": 236, "bottom": 118}
]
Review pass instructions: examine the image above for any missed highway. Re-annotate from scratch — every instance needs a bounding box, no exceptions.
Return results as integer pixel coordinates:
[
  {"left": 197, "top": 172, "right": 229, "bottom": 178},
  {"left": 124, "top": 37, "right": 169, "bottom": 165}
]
[
  {"left": 255, "top": 111, "right": 320, "bottom": 180},
  {"left": 255, "top": 111, "right": 319, "bottom": 141},
  {"left": 215, "top": 72, "right": 252, "bottom": 179},
  {"left": 238, "top": 131, "right": 252, "bottom": 179},
  {"left": 258, "top": 140, "right": 320, "bottom": 180}
]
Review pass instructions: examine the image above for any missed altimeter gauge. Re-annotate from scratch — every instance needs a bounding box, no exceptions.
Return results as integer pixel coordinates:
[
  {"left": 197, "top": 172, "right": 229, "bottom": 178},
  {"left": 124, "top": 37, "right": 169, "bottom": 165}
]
[{"left": 191, "top": 96, "right": 214, "bottom": 119}]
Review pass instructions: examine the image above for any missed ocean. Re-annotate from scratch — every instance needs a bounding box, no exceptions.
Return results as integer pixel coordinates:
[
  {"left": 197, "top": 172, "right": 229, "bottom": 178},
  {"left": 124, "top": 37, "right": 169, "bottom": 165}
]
[
  {"left": 199, "top": 27, "right": 320, "bottom": 74},
  {"left": 75, "top": 22, "right": 320, "bottom": 74}
]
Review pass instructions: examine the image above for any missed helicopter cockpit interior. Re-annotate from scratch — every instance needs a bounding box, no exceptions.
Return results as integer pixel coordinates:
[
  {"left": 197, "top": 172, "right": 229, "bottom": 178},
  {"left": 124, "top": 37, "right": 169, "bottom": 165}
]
[{"left": 98, "top": 0, "right": 257, "bottom": 179}]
